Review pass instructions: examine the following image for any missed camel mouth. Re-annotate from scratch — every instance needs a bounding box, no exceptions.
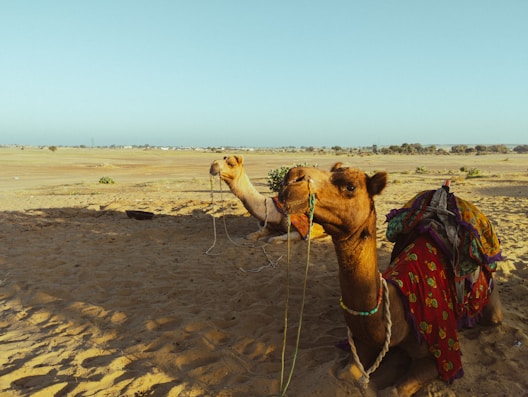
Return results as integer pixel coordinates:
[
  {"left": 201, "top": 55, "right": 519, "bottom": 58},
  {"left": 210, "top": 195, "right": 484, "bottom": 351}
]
[
  {"left": 278, "top": 189, "right": 311, "bottom": 215},
  {"left": 283, "top": 199, "right": 310, "bottom": 215}
]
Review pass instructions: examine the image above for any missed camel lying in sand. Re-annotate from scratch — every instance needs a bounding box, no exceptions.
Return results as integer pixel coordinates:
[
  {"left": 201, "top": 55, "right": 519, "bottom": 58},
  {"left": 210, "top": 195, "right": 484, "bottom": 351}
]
[
  {"left": 279, "top": 163, "right": 503, "bottom": 396},
  {"left": 209, "top": 155, "right": 326, "bottom": 243}
]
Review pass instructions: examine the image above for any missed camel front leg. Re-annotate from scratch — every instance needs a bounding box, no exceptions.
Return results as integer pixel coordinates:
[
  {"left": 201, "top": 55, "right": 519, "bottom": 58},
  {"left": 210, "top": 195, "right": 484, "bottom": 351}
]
[
  {"left": 246, "top": 224, "right": 274, "bottom": 241},
  {"left": 267, "top": 230, "right": 302, "bottom": 243},
  {"left": 377, "top": 356, "right": 437, "bottom": 397}
]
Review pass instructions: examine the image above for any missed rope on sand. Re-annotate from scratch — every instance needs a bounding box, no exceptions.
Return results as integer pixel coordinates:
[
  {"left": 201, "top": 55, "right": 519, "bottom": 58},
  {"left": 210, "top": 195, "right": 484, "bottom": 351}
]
[{"left": 206, "top": 176, "right": 283, "bottom": 271}]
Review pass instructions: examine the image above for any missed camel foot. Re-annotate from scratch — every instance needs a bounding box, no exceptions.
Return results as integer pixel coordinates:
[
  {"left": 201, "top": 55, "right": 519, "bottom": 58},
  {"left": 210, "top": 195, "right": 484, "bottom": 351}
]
[
  {"left": 481, "top": 283, "right": 503, "bottom": 325},
  {"left": 393, "top": 357, "right": 438, "bottom": 397},
  {"left": 412, "top": 381, "right": 456, "bottom": 397},
  {"left": 267, "top": 231, "right": 302, "bottom": 243},
  {"left": 245, "top": 230, "right": 269, "bottom": 241}
]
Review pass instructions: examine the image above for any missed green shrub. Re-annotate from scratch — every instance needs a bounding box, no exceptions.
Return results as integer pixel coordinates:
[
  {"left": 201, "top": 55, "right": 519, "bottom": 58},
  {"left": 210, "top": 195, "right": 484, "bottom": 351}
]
[
  {"left": 466, "top": 168, "right": 482, "bottom": 178},
  {"left": 98, "top": 176, "right": 115, "bottom": 184},
  {"left": 460, "top": 166, "right": 482, "bottom": 178},
  {"left": 267, "top": 163, "right": 317, "bottom": 192}
]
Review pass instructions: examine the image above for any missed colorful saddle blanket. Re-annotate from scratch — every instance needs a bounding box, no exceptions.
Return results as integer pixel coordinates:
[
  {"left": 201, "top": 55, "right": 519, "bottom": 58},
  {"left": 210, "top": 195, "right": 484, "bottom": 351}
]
[
  {"left": 383, "top": 187, "right": 502, "bottom": 382},
  {"left": 272, "top": 196, "right": 311, "bottom": 239},
  {"left": 386, "top": 188, "right": 502, "bottom": 278}
]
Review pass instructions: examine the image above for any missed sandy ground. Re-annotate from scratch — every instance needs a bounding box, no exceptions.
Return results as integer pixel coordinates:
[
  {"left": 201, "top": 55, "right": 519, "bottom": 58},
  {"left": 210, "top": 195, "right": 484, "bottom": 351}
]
[{"left": 0, "top": 147, "right": 527, "bottom": 397}]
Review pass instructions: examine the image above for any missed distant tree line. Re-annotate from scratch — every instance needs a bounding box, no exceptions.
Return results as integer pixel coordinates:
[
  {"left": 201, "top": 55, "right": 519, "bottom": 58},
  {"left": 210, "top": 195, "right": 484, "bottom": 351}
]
[
  {"left": 452, "top": 144, "right": 528, "bottom": 154},
  {"left": 379, "top": 143, "right": 441, "bottom": 155},
  {"left": 377, "top": 143, "right": 528, "bottom": 155},
  {"left": 7, "top": 143, "right": 528, "bottom": 154},
  {"left": 512, "top": 145, "right": 528, "bottom": 153}
]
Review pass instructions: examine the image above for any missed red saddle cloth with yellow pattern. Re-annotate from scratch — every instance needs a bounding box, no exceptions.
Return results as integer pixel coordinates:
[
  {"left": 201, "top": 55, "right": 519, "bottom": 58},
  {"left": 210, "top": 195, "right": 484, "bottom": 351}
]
[{"left": 383, "top": 187, "right": 502, "bottom": 383}]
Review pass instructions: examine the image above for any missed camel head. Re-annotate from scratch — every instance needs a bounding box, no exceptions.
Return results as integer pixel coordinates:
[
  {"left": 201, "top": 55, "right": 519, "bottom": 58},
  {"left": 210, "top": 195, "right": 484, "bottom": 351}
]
[
  {"left": 209, "top": 155, "right": 245, "bottom": 183},
  {"left": 278, "top": 163, "right": 387, "bottom": 239}
]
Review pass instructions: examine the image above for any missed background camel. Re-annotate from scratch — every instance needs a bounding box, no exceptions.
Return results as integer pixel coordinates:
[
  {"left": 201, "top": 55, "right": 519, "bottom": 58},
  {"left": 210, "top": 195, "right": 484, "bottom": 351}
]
[
  {"left": 209, "top": 155, "right": 326, "bottom": 243},
  {"left": 278, "top": 163, "right": 503, "bottom": 396}
]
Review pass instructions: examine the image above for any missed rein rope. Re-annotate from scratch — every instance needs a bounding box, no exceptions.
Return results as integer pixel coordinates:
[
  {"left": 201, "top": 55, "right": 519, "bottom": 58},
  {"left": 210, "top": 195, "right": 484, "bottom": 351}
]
[{"left": 278, "top": 184, "right": 316, "bottom": 397}]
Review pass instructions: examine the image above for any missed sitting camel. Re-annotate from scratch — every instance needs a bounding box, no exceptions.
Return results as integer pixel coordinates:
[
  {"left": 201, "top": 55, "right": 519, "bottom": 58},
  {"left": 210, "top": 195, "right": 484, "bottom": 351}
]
[
  {"left": 209, "top": 155, "right": 326, "bottom": 243},
  {"left": 278, "top": 163, "right": 503, "bottom": 396}
]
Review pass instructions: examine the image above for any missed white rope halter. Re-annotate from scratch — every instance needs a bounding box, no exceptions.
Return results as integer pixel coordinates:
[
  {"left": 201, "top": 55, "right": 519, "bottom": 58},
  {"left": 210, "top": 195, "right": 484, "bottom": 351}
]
[{"left": 346, "top": 276, "right": 392, "bottom": 389}]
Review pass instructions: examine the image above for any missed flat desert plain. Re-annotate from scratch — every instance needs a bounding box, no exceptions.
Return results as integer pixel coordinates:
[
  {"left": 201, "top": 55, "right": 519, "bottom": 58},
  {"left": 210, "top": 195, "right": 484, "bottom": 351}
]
[{"left": 0, "top": 147, "right": 527, "bottom": 397}]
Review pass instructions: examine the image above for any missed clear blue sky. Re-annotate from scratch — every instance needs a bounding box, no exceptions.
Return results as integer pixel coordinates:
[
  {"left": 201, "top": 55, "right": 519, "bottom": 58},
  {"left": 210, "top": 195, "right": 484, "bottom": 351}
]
[{"left": 1, "top": 1, "right": 527, "bottom": 148}]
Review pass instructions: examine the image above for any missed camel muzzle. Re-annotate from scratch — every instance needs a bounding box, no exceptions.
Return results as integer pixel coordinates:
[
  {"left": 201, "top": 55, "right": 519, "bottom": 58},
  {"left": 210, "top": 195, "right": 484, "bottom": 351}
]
[
  {"left": 278, "top": 186, "right": 311, "bottom": 215},
  {"left": 209, "top": 162, "right": 220, "bottom": 176}
]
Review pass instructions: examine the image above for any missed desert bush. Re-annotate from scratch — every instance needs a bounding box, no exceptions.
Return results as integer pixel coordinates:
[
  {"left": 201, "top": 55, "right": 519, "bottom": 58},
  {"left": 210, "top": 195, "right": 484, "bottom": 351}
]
[
  {"left": 460, "top": 166, "right": 482, "bottom": 178},
  {"left": 98, "top": 176, "right": 115, "bottom": 184},
  {"left": 466, "top": 168, "right": 482, "bottom": 178},
  {"left": 267, "top": 163, "right": 317, "bottom": 192}
]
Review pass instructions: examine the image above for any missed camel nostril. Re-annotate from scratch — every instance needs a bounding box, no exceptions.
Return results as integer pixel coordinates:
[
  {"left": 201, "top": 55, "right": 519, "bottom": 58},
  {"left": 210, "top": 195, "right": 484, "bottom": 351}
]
[{"left": 295, "top": 175, "right": 306, "bottom": 183}]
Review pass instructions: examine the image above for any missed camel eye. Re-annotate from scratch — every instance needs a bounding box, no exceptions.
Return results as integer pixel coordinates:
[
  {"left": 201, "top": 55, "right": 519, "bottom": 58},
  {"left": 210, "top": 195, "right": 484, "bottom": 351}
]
[{"left": 346, "top": 184, "right": 356, "bottom": 192}]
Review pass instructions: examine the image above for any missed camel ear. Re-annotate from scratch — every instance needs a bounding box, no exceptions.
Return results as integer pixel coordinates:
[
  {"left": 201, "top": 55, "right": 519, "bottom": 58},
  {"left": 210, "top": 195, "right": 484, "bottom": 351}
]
[
  {"left": 234, "top": 155, "right": 244, "bottom": 165},
  {"left": 331, "top": 162, "right": 343, "bottom": 171},
  {"left": 367, "top": 172, "right": 387, "bottom": 197}
]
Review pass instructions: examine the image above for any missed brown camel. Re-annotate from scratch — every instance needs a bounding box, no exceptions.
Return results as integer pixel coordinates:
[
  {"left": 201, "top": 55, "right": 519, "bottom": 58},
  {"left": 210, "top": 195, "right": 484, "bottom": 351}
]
[
  {"left": 278, "top": 163, "right": 503, "bottom": 396},
  {"left": 209, "top": 155, "right": 326, "bottom": 243}
]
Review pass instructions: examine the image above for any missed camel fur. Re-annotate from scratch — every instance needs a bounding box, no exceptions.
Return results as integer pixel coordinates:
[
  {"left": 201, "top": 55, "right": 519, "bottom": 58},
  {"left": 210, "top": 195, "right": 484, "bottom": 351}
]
[
  {"left": 278, "top": 163, "right": 503, "bottom": 397},
  {"left": 209, "top": 155, "right": 326, "bottom": 243}
]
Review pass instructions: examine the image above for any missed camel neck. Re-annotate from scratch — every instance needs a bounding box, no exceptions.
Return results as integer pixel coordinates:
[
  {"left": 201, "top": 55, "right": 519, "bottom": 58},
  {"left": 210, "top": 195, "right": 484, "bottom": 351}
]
[
  {"left": 333, "top": 207, "right": 381, "bottom": 317},
  {"left": 226, "top": 172, "right": 261, "bottom": 199},
  {"left": 224, "top": 172, "right": 268, "bottom": 221}
]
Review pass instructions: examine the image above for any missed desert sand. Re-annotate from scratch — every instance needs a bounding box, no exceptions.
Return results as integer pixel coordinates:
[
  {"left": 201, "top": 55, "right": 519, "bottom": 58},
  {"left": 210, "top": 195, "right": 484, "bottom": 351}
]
[{"left": 0, "top": 147, "right": 527, "bottom": 397}]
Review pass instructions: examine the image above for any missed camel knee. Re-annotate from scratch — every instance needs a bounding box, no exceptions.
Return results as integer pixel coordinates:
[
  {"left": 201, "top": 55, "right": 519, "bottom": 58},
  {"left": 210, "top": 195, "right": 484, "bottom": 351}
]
[{"left": 337, "top": 363, "right": 378, "bottom": 397}]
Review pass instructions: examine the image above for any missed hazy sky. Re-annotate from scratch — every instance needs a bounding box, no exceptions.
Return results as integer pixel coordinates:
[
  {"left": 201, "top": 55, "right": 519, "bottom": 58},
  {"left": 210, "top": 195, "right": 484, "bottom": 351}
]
[{"left": 1, "top": 1, "right": 527, "bottom": 148}]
